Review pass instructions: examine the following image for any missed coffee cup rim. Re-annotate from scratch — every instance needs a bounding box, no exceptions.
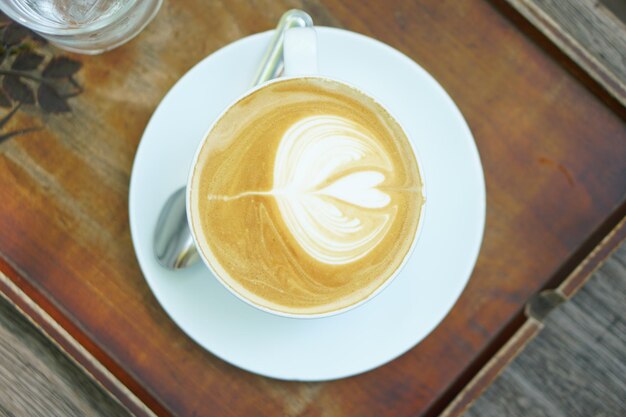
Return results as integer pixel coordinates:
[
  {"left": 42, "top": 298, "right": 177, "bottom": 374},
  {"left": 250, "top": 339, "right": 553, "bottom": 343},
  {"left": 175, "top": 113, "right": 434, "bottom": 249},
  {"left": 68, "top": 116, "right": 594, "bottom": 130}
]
[{"left": 186, "top": 75, "right": 427, "bottom": 319}]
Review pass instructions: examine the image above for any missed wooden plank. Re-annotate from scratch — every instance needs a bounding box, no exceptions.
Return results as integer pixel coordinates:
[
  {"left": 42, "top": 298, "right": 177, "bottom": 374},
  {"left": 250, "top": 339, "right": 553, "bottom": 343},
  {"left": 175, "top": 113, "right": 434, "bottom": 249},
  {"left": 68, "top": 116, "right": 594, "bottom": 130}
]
[
  {"left": 0, "top": 280, "right": 133, "bottom": 417},
  {"left": 0, "top": 1, "right": 625, "bottom": 416},
  {"left": 601, "top": 0, "right": 626, "bottom": 24},
  {"left": 0, "top": 265, "right": 159, "bottom": 417},
  {"left": 441, "top": 320, "right": 542, "bottom": 417},
  {"left": 463, "top": 241, "right": 626, "bottom": 416},
  {"left": 442, "top": 215, "right": 626, "bottom": 417},
  {"left": 559, "top": 215, "right": 626, "bottom": 297},
  {"left": 503, "top": 0, "right": 626, "bottom": 106}
]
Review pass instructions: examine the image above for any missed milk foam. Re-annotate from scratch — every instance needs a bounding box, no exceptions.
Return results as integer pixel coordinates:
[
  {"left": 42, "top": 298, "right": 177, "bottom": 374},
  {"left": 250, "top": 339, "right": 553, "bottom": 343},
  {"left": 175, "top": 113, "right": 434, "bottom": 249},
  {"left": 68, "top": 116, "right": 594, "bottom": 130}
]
[
  {"left": 192, "top": 77, "right": 424, "bottom": 314},
  {"left": 273, "top": 115, "right": 394, "bottom": 264},
  {"left": 207, "top": 115, "right": 396, "bottom": 265}
]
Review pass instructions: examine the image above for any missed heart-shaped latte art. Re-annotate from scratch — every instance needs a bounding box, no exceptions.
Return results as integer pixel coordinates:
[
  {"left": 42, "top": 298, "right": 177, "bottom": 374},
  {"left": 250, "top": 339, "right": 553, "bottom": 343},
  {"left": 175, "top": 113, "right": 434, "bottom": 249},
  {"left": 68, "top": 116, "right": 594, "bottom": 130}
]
[
  {"left": 193, "top": 78, "right": 424, "bottom": 314},
  {"left": 273, "top": 115, "right": 396, "bottom": 265}
]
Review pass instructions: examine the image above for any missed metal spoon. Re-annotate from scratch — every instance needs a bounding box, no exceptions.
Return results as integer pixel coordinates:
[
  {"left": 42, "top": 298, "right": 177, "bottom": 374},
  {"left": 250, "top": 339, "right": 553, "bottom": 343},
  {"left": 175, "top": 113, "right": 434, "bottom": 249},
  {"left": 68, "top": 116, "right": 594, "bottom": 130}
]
[{"left": 154, "top": 9, "right": 313, "bottom": 269}]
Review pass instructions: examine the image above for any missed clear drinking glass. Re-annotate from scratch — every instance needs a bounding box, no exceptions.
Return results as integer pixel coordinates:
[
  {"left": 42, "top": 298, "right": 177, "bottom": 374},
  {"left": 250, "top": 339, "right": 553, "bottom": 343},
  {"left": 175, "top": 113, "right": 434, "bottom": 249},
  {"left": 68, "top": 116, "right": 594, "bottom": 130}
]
[{"left": 0, "top": 0, "right": 163, "bottom": 54}]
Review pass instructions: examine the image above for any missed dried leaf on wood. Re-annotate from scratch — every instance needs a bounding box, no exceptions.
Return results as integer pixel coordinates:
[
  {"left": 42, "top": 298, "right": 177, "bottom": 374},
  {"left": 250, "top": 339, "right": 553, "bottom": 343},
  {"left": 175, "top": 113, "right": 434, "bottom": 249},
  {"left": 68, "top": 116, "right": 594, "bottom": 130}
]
[
  {"left": 37, "top": 83, "right": 70, "bottom": 113},
  {"left": 3, "top": 75, "right": 34, "bottom": 104},
  {"left": 43, "top": 57, "right": 81, "bottom": 78},
  {"left": 12, "top": 52, "right": 44, "bottom": 70},
  {"left": 0, "top": 89, "right": 11, "bottom": 107}
]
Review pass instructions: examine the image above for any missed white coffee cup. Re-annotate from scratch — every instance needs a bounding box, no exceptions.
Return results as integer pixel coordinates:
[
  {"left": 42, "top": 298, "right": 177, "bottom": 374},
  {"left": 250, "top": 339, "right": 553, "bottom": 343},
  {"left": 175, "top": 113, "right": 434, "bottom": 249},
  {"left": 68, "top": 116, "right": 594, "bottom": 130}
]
[{"left": 187, "top": 27, "right": 426, "bottom": 318}]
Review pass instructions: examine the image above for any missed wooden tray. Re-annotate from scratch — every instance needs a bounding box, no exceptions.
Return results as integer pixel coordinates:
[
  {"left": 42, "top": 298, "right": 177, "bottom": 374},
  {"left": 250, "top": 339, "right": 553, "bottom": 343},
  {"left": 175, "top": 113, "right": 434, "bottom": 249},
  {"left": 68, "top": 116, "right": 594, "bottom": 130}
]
[
  {"left": 503, "top": 0, "right": 626, "bottom": 107},
  {"left": 1, "top": 0, "right": 625, "bottom": 415}
]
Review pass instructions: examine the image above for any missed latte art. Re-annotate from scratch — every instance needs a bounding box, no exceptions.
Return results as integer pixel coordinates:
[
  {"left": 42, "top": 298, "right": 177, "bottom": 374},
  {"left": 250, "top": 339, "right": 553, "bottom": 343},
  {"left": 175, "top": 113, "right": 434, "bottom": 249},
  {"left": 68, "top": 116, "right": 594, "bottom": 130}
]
[
  {"left": 274, "top": 114, "right": 394, "bottom": 265},
  {"left": 190, "top": 78, "right": 424, "bottom": 315},
  {"left": 208, "top": 115, "right": 396, "bottom": 265}
]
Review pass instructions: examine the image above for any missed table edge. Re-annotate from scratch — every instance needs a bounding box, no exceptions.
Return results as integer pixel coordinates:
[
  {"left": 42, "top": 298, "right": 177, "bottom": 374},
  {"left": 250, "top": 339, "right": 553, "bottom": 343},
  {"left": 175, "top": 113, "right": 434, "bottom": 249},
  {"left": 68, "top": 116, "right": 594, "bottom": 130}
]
[
  {"left": 0, "top": 258, "right": 168, "bottom": 417},
  {"left": 440, "top": 214, "right": 626, "bottom": 417}
]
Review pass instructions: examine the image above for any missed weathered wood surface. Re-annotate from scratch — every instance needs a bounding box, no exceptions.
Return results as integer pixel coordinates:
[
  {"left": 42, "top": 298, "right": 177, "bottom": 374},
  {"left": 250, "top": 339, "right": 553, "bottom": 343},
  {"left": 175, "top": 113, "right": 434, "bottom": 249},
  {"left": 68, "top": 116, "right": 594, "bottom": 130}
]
[
  {"left": 464, "top": 241, "right": 626, "bottom": 417},
  {"left": 0, "top": 0, "right": 625, "bottom": 416},
  {"left": 0, "top": 289, "right": 132, "bottom": 417},
  {"left": 442, "top": 217, "right": 626, "bottom": 417},
  {"left": 504, "top": 0, "right": 626, "bottom": 106},
  {"left": 0, "top": 266, "right": 156, "bottom": 417},
  {"left": 602, "top": 0, "right": 626, "bottom": 23}
]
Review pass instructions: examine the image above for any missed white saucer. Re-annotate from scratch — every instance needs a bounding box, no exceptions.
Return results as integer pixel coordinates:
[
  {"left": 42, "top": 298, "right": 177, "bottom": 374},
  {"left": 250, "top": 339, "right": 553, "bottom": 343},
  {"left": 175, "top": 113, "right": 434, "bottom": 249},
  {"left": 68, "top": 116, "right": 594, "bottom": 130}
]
[{"left": 129, "top": 27, "right": 485, "bottom": 381}]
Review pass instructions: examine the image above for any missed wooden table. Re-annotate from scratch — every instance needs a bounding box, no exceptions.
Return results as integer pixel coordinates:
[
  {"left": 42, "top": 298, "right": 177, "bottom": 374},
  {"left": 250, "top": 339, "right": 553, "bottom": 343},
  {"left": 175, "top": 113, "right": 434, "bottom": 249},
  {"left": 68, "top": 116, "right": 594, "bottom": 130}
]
[
  {"left": 0, "top": 1, "right": 625, "bottom": 416},
  {"left": 464, "top": 239, "right": 626, "bottom": 416}
]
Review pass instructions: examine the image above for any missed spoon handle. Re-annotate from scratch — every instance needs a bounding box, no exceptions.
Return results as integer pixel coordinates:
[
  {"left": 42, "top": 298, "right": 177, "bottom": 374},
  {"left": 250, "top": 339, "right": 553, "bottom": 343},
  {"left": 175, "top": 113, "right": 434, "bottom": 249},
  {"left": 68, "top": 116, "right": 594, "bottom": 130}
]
[
  {"left": 251, "top": 10, "right": 313, "bottom": 86},
  {"left": 154, "top": 10, "right": 315, "bottom": 270}
]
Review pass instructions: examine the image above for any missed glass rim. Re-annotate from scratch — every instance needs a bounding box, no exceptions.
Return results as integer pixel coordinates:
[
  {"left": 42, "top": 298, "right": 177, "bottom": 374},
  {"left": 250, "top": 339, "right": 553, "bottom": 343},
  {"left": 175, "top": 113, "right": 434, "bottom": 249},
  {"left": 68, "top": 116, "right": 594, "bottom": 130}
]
[{"left": 0, "top": 0, "right": 141, "bottom": 36}]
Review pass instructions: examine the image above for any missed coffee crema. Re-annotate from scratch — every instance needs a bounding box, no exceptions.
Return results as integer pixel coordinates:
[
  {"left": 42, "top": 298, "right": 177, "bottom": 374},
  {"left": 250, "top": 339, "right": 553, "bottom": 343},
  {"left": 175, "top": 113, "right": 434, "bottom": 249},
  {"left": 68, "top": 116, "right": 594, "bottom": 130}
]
[{"left": 189, "top": 78, "right": 424, "bottom": 315}]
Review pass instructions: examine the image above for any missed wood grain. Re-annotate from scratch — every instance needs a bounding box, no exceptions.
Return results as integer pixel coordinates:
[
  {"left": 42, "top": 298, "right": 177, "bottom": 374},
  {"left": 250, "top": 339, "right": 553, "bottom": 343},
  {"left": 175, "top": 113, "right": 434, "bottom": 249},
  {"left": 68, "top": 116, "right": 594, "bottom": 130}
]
[
  {"left": 0, "top": 263, "right": 157, "bottom": 417},
  {"left": 442, "top": 216, "right": 626, "bottom": 417},
  {"left": 602, "top": 0, "right": 626, "bottom": 22},
  {"left": 558, "top": 215, "right": 626, "bottom": 298},
  {"left": 463, "top": 241, "right": 626, "bottom": 417},
  {"left": 504, "top": 0, "right": 626, "bottom": 106},
  {"left": 0, "top": 280, "right": 132, "bottom": 417},
  {"left": 441, "top": 320, "right": 542, "bottom": 417},
  {"left": 0, "top": 0, "right": 625, "bottom": 416}
]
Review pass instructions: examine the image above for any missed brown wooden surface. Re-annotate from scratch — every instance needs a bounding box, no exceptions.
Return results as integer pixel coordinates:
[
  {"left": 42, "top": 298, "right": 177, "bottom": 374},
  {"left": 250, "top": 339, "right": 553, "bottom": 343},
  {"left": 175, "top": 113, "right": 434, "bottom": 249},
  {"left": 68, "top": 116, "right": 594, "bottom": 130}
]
[
  {"left": 443, "top": 215, "right": 626, "bottom": 417},
  {"left": 464, "top": 239, "right": 626, "bottom": 417},
  {"left": 0, "top": 275, "right": 133, "bottom": 417},
  {"left": 503, "top": 0, "right": 626, "bottom": 107},
  {"left": 0, "top": 263, "right": 156, "bottom": 417},
  {"left": 1, "top": 0, "right": 625, "bottom": 416}
]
